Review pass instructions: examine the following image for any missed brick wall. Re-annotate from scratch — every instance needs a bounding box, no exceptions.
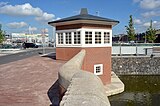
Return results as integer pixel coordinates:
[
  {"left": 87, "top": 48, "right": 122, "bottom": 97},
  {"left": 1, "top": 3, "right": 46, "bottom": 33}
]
[{"left": 56, "top": 47, "right": 111, "bottom": 85}]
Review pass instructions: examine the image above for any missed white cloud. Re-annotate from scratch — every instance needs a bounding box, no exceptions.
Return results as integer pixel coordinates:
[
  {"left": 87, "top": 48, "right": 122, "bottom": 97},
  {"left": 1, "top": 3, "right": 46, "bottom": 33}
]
[
  {"left": 140, "top": 0, "right": 160, "bottom": 9},
  {"left": 41, "top": 28, "right": 49, "bottom": 33},
  {"left": 134, "top": 20, "right": 159, "bottom": 33},
  {"left": 0, "top": 2, "right": 8, "bottom": 6},
  {"left": 141, "top": 11, "right": 160, "bottom": 17},
  {"left": 7, "top": 22, "right": 28, "bottom": 29},
  {"left": 0, "top": 3, "right": 43, "bottom": 16},
  {"left": 153, "top": 21, "right": 160, "bottom": 28},
  {"left": 143, "top": 22, "right": 150, "bottom": 27},
  {"left": 0, "top": 3, "right": 55, "bottom": 22},
  {"left": 35, "top": 12, "right": 55, "bottom": 22},
  {"left": 56, "top": 17, "right": 61, "bottom": 20},
  {"left": 29, "top": 26, "right": 37, "bottom": 32},
  {"left": 143, "top": 20, "right": 159, "bottom": 27},
  {"left": 135, "top": 20, "right": 160, "bottom": 32},
  {"left": 153, "top": 21, "right": 157, "bottom": 23},
  {"left": 134, "top": 19, "right": 142, "bottom": 24}
]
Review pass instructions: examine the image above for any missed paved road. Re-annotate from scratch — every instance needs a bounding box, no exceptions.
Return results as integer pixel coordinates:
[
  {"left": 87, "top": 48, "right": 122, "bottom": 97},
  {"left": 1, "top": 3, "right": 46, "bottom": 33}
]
[{"left": 0, "top": 47, "right": 55, "bottom": 65}]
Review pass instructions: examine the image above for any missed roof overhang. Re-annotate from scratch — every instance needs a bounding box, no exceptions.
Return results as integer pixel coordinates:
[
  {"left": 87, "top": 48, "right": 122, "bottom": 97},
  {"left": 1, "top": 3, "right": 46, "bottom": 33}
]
[{"left": 48, "top": 20, "right": 119, "bottom": 27}]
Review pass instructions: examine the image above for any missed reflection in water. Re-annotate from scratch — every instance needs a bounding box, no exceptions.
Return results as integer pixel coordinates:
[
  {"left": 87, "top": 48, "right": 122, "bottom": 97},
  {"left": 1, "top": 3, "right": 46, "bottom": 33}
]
[{"left": 109, "top": 76, "right": 160, "bottom": 106}]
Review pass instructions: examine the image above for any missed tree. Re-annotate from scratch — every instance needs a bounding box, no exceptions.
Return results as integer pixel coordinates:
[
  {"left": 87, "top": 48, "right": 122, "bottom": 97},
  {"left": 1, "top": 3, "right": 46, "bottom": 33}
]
[
  {"left": 125, "top": 15, "right": 136, "bottom": 41},
  {"left": 0, "top": 24, "right": 5, "bottom": 44},
  {"left": 146, "top": 20, "right": 156, "bottom": 43}
]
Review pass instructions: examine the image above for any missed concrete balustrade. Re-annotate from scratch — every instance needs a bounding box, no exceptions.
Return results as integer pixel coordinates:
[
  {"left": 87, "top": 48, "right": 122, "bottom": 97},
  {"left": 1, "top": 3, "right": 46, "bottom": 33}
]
[{"left": 58, "top": 49, "right": 110, "bottom": 106}]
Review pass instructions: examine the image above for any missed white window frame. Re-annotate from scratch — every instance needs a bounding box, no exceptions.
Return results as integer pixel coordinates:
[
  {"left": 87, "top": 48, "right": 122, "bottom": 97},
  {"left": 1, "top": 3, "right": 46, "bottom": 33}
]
[
  {"left": 56, "top": 28, "right": 112, "bottom": 47},
  {"left": 73, "top": 31, "right": 81, "bottom": 44},
  {"left": 94, "top": 64, "right": 103, "bottom": 75},
  {"left": 57, "top": 33, "right": 63, "bottom": 44},
  {"left": 95, "top": 32, "right": 102, "bottom": 44},
  {"left": 104, "top": 32, "right": 110, "bottom": 44},
  {"left": 65, "top": 32, "right": 72, "bottom": 44},
  {"left": 85, "top": 31, "right": 92, "bottom": 44}
]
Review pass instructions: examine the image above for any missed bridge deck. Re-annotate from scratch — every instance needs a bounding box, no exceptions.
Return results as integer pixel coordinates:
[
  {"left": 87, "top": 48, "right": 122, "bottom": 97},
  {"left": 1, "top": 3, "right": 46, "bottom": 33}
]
[{"left": 0, "top": 55, "right": 65, "bottom": 106}]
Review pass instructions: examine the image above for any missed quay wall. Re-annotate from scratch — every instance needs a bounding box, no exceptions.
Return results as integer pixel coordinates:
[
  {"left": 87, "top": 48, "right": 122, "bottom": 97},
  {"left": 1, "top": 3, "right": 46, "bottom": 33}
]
[{"left": 112, "top": 57, "right": 160, "bottom": 75}]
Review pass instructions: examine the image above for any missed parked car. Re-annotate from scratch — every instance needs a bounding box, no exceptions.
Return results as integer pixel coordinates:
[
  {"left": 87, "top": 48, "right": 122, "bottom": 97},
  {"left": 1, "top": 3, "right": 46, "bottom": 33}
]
[
  {"left": 23, "top": 42, "right": 38, "bottom": 48},
  {"left": 1, "top": 44, "right": 13, "bottom": 49},
  {"left": 35, "top": 43, "right": 42, "bottom": 47}
]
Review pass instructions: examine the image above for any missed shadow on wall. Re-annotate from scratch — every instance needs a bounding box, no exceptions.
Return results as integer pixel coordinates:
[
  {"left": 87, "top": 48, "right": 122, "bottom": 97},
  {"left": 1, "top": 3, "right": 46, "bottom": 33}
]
[{"left": 48, "top": 80, "right": 60, "bottom": 106}]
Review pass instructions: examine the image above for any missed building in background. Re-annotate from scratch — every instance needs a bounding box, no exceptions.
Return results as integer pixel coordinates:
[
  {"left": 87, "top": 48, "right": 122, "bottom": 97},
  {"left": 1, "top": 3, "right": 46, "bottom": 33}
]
[{"left": 11, "top": 33, "right": 49, "bottom": 44}]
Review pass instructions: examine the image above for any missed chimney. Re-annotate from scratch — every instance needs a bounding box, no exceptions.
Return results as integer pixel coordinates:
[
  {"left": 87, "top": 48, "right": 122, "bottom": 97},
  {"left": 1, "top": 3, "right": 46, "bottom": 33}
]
[{"left": 80, "top": 8, "right": 88, "bottom": 15}]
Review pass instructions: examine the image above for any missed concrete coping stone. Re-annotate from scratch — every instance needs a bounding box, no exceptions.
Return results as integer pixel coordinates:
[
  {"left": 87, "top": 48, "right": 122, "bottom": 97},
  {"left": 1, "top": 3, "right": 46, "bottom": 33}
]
[
  {"left": 60, "top": 71, "right": 110, "bottom": 106},
  {"left": 58, "top": 49, "right": 86, "bottom": 89}
]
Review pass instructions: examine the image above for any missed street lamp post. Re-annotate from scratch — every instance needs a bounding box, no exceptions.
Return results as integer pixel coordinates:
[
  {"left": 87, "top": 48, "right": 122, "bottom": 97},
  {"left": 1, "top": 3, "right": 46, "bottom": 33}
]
[
  {"left": 42, "top": 36, "right": 45, "bottom": 54},
  {"left": 136, "top": 33, "right": 138, "bottom": 56},
  {"left": 119, "top": 35, "right": 123, "bottom": 56},
  {"left": 42, "top": 29, "right": 46, "bottom": 54},
  {"left": 145, "top": 33, "right": 147, "bottom": 43}
]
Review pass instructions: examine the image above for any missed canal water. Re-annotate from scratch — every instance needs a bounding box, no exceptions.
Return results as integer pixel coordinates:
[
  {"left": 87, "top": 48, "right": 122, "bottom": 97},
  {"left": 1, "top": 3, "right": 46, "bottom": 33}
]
[{"left": 109, "top": 76, "right": 160, "bottom": 106}]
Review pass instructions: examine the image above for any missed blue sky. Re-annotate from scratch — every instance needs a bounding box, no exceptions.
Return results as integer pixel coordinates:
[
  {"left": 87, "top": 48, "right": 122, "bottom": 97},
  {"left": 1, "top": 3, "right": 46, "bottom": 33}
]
[{"left": 0, "top": 0, "right": 160, "bottom": 39}]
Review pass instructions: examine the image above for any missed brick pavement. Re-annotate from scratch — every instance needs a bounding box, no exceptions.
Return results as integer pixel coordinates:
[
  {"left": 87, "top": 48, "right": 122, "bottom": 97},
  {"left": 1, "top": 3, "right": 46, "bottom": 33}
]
[{"left": 0, "top": 55, "right": 65, "bottom": 106}]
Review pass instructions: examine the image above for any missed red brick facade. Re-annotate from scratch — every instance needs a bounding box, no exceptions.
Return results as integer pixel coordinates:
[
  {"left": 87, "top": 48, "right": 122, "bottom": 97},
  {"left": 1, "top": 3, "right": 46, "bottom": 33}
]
[{"left": 56, "top": 47, "right": 111, "bottom": 85}]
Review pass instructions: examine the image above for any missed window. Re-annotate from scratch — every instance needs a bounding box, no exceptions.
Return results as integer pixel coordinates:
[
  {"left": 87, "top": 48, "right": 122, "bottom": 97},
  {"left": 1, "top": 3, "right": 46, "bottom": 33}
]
[
  {"left": 65, "top": 32, "right": 71, "bottom": 44},
  {"left": 85, "top": 31, "right": 92, "bottom": 44},
  {"left": 104, "top": 32, "right": 110, "bottom": 43},
  {"left": 74, "top": 31, "right": 81, "bottom": 44},
  {"left": 94, "top": 64, "right": 103, "bottom": 75},
  {"left": 58, "top": 33, "right": 63, "bottom": 44},
  {"left": 95, "top": 32, "right": 101, "bottom": 44}
]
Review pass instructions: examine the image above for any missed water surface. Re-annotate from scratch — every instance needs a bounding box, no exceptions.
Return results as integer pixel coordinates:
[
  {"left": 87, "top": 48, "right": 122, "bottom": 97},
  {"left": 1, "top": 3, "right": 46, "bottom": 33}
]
[{"left": 109, "top": 76, "right": 160, "bottom": 106}]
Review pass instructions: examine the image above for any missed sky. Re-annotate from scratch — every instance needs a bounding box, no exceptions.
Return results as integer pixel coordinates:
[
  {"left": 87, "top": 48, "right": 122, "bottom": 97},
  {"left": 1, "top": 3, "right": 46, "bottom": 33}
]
[{"left": 0, "top": 0, "right": 160, "bottom": 39}]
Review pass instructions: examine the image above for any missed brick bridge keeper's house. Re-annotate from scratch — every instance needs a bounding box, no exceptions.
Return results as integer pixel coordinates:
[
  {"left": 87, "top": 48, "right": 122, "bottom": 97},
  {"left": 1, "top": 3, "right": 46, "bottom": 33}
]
[{"left": 48, "top": 8, "right": 119, "bottom": 85}]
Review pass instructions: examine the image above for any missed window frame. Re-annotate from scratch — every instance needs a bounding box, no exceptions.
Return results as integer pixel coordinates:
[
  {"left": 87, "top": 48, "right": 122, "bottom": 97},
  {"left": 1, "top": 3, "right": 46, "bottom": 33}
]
[
  {"left": 95, "top": 32, "right": 102, "bottom": 44},
  {"left": 73, "top": 31, "right": 81, "bottom": 45},
  {"left": 65, "top": 32, "right": 72, "bottom": 44},
  {"left": 94, "top": 64, "right": 103, "bottom": 75},
  {"left": 85, "top": 31, "right": 92, "bottom": 44},
  {"left": 104, "top": 32, "right": 110, "bottom": 44},
  {"left": 57, "top": 33, "right": 64, "bottom": 44}
]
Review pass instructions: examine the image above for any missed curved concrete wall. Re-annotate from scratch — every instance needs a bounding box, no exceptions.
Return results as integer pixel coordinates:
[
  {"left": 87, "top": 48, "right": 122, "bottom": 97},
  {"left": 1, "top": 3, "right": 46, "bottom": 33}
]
[
  {"left": 58, "top": 49, "right": 86, "bottom": 89},
  {"left": 58, "top": 49, "right": 110, "bottom": 106}
]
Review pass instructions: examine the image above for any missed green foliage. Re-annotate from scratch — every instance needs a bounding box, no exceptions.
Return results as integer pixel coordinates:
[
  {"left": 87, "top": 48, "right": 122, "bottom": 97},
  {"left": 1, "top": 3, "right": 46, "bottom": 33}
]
[
  {"left": 146, "top": 20, "right": 156, "bottom": 43},
  {"left": 126, "top": 15, "right": 136, "bottom": 41},
  {"left": 0, "top": 24, "right": 5, "bottom": 44}
]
